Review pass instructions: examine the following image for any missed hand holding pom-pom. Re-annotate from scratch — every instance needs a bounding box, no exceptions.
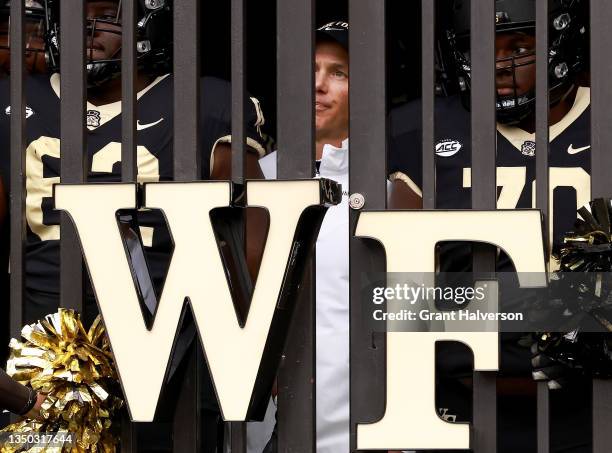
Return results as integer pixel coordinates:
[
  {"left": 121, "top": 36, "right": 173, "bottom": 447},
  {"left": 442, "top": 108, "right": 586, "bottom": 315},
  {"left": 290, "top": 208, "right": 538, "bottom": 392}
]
[{"left": 0, "top": 309, "right": 123, "bottom": 452}]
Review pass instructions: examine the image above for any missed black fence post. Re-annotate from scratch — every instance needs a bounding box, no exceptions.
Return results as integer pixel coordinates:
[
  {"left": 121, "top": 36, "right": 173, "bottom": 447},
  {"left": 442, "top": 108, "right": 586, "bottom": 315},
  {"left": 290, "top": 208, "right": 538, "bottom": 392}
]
[
  {"left": 8, "top": 0, "right": 25, "bottom": 342},
  {"left": 173, "top": 0, "right": 202, "bottom": 451},
  {"left": 470, "top": 0, "right": 497, "bottom": 452},
  {"left": 349, "top": 0, "right": 388, "bottom": 451},
  {"left": 535, "top": 0, "right": 551, "bottom": 451},
  {"left": 59, "top": 0, "right": 86, "bottom": 314},
  {"left": 590, "top": 2, "right": 612, "bottom": 452},
  {"left": 276, "top": 0, "right": 317, "bottom": 451},
  {"left": 120, "top": 0, "right": 139, "bottom": 450}
]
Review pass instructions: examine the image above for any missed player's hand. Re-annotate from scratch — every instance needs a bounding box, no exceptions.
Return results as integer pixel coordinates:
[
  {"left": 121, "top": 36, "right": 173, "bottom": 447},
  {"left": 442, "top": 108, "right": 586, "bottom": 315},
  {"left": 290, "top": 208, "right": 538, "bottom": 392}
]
[
  {"left": 531, "top": 342, "right": 577, "bottom": 390},
  {"left": 24, "top": 392, "right": 46, "bottom": 421}
]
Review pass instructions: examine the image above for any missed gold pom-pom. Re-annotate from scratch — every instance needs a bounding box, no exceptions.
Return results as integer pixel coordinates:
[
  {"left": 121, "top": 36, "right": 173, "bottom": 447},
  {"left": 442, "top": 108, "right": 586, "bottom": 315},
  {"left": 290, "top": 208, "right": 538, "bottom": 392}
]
[{"left": 1, "top": 309, "right": 123, "bottom": 452}]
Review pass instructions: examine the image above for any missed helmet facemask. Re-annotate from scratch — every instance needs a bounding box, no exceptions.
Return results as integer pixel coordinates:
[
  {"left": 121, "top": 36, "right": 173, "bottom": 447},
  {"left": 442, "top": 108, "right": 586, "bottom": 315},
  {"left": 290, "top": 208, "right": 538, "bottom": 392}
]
[
  {"left": 44, "top": 0, "right": 172, "bottom": 89},
  {"left": 0, "top": 0, "right": 48, "bottom": 74},
  {"left": 85, "top": 0, "right": 123, "bottom": 88},
  {"left": 494, "top": 39, "right": 537, "bottom": 125},
  {"left": 442, "top": 0, "right": 588, "bottom": 125}
]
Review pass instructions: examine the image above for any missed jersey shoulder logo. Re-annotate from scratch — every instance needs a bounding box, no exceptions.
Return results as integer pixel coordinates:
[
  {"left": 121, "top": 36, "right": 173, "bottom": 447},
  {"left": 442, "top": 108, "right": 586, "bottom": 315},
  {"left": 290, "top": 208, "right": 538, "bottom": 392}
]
[
  {"left": 435, "top": 139, "right": 462, "bottom": 157},
  {"left": 567, "top": 144, "right": 590, "bottom": 155},
  {"left": 5, "top": 105, "right": 34, "bottom": 118},
  {"left": 521, "top": 140, "right": 536, "bottom": 157},
  {"left": 137, "top": 118, "right": 164, "bottom": 131},
  {"left": 87, "top": 109, "right": 101, "bottom": 128}
]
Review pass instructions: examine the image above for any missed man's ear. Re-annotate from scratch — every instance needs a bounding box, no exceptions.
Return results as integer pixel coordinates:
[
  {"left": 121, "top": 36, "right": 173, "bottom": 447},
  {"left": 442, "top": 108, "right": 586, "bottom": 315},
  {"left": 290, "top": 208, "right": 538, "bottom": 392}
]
[{"left": 210, "top": 143, "right": 265, "bottom": 180}]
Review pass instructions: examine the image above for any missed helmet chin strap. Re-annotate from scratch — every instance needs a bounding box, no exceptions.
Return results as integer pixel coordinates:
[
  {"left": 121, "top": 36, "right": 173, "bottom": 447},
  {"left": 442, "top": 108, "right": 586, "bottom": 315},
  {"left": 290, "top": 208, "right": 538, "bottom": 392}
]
[{"left": 555, "top": 83, "right": 576, "bottom": 105}]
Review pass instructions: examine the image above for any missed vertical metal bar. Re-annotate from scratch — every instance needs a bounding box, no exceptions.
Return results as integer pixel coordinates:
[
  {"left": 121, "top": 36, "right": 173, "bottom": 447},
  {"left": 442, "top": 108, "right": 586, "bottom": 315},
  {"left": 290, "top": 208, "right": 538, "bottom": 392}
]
[
  {"left": 59, "top": 0, "right": 86, "bottom": 314},
  {"left": 276, "top": 0, "right": 316, "bottom": 450},
  {"left": 470, "top": 0, "right": 496, "bottom": 209},
  {"left": 590, "top": 2, "right": 612, "bottom": 451},
  {"left": 276, "top": 270, "right": 316, "bottom": 453},
  {"left": 349, "top": 0, "right": 387, "bottom": 451},
  {"left": 229, "top": 422, "right": 247, "bottom": 452},
  {"left": 174, "top": 0, "right": 201, "bottom": 181},
  {"left": 277, "top": 0, "right": 315, "bottom": 178},
  {"left": 422, "top": 0, "right": 435, "bottom": 209},
  {"left": 593, "top": 379, "right": 612, "bottom": 452},
  {"left": 535, "top": 0, "right": 549, "bottom": 218},
  {"left": 122, "top": 0, "right": 137, "bottom": 183},
  {"left": 120, "top": 1, "right": 138, "bottom": 450},
  {"left": 173, "top": 1, "right": 201, "bottom": 452},
  {"left": 120, "top": 413, "right": 138, "bottom": 453},
  {"left": 590, "top": 1, "right": 612, "bottom": 198},
  {"left": 230, "top": 2, "right": 247, "bottom": 449},
  {"left": 231, "top": 0, "right": 246, "bottom": 184},
  {"left": 470, "top": 0, "right": 497, "bottom": 452},
  {"left": 173, "top": 346, "right": 201, "bottom": 451},
  {"left": 537, "top": 383, "right": 550, "bottom": 453},
  {"left": 9, "top": 0, "right": 25, "bottom": 338},
  {"left": 535, "top": 1, "right": 550, "bottom": 452}
]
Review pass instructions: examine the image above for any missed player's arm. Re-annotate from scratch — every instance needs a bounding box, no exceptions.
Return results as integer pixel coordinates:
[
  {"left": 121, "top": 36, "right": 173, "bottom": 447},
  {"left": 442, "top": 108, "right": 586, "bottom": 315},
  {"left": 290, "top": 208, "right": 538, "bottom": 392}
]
[
  {"left": 206, "top": 93, "right": 268, "bottom": 285},
  {"left": 209, "top": 143, "right": 264, "bottom": 180},
  {"left": 387, "top": 171, "right": 423, "bottom": 209},
  {"left": 387, "top": 103, "right": 424, "bottom": 210},
  {"left": 208, "top": 92, "right": 266, "bottom": 180},
  {"left": 0, "top": 367, "right": 45, "bottom": 418}
]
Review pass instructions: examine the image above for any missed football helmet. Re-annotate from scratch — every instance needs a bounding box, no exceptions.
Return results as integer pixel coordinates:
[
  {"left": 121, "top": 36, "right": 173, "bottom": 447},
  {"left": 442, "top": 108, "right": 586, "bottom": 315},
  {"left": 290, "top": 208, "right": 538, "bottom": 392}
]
[
  {"left": 45, "top": 0, "right": 172, "bottom": 87},
  {"left": 0, "top": 0, "right": 49, "bottom": 73},
  {"left": 441, "top": 0, "right": 588, "bottom": 124}
]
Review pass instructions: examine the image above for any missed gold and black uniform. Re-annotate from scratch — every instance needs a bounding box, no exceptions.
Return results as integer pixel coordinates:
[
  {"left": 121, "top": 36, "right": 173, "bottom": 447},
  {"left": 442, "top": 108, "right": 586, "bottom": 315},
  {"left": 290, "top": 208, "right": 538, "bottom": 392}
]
[
  {"left": 0, "top": 73, "right": 266, "bottom": 451},
  {"left": 0, "top": 73, "right": 265, "bottom": 325},
  {"left": 389, "top": 88, "right": 592, "bottom": 453}
]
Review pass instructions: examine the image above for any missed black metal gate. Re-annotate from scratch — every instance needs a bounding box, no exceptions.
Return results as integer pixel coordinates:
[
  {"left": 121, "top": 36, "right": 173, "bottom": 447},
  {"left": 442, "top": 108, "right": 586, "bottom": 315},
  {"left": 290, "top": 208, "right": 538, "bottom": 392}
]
[{"left": 6, "top": 0, "right": 612, "bottom": 452}]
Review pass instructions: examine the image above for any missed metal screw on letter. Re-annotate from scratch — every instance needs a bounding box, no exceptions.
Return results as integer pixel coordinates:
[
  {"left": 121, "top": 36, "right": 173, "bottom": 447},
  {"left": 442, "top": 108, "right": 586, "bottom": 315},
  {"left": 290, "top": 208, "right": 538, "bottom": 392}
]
[
  {"left": 137, "top": 40, "right": 152, "bottom": 53},
  {"left": 349, "top": 193, "right": 365, "bottom": 210},
  {"left": 145, "top": 0, "right": 165, "bottom": 9},
  {"left": 553, "top": 13, "right": 571, "bottom": 30},
  {"left": 554, "top": 62, "right": 569, "bottom": 79}
]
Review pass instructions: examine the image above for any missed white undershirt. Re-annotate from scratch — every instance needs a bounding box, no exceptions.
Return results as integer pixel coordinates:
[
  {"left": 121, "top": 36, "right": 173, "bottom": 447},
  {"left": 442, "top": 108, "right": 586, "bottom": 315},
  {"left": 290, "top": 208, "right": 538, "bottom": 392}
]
[{"left": 251, "top": 139, "right": 350, "bottom": 453}]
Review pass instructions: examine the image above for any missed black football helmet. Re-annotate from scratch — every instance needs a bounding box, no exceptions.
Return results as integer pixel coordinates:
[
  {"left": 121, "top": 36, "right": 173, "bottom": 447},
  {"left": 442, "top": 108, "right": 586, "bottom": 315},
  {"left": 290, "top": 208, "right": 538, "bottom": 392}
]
[
  {"left": 440, "top": 0, "right": 588, "bottom": 124},
  {"left": 45, "top": 0, "right": 172, "bottom": 87},
  {"left": 0, "top": 0, "right": 49, "bottom": 73}
]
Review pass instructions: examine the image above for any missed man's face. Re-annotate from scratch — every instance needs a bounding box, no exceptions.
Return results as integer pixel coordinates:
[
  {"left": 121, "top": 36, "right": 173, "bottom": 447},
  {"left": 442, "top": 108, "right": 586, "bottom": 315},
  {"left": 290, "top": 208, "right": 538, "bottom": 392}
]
[
  {"left": 495, "top": 31, "right": 536, "bottom": 98},
  {"left": 0, "top": 15, "right": 46, "bottom": 75},
  {"left": 86, "top": 0, "right": 121, "bottom": 62},
  {"left": 315, "top": 40, "right": 349, "bottom": 142}
]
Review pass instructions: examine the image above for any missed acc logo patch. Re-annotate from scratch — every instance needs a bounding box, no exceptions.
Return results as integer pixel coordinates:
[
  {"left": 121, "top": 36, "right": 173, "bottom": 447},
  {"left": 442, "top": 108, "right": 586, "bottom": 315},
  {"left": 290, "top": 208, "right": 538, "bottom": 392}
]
[
  {"left": 435, "top": 139, "right": 462, "bottom": 157},
  {"left": 5, "top": 105, "right": 34, "bottom": 118}
]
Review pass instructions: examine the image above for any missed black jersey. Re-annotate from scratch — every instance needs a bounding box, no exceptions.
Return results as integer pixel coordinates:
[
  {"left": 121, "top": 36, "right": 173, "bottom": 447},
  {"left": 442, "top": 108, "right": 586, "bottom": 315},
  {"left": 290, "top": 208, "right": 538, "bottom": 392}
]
[
  {"left": 0, "top": 73, "right": 266, "bottom": 322},
  {"left": 389, "top": 88, "right": 591, "bottom": 256},
  {"left": 388, "top": 90, "right": 593, "bottom": 452}
]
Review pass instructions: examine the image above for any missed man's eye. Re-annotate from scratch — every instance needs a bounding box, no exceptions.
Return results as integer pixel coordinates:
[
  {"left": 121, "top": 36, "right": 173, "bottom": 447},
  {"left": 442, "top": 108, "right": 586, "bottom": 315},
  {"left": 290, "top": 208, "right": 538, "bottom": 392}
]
[
  {"left": 515, "top": 46, "right": 531, "bottom": 55},
  {"left": 334, "top": 71, "right": 347, "bottom": 78}
]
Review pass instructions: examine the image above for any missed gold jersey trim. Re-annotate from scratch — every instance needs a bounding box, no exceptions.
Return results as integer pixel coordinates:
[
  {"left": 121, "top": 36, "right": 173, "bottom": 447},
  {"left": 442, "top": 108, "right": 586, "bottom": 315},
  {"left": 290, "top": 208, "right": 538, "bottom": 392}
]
[
  {"left": 49, "top": 73, "right": 170, "bottom": 130},
  {"left": 496, "top": 86, "right": 590, "bottom": 151}
]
